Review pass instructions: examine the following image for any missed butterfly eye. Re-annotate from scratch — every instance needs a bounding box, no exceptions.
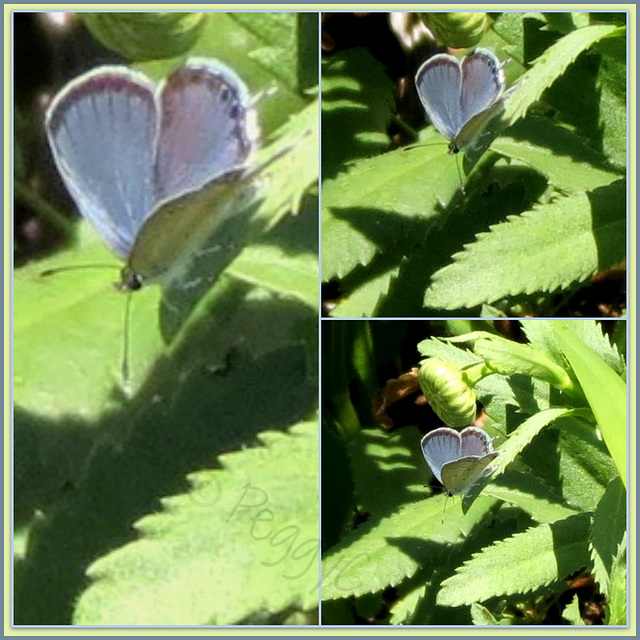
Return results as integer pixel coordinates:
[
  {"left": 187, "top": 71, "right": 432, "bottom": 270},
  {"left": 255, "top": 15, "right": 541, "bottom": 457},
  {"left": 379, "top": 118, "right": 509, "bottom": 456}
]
[{"left": 418, "top": 358, "right": 477, "bottom": 427}]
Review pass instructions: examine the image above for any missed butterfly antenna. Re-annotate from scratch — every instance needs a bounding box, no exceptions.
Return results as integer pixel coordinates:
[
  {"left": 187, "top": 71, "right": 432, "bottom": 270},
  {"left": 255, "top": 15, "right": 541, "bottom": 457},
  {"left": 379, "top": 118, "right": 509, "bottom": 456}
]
[
  {"left": 121, "top": 291, "right": 133, "bottom": 395},
  {"left": 40, "top": 264, "right": 120, "bottom": 278},
  {"left": 455, "top": 154, "right": 466, "bottom": 195},
  {"left": 440, "top": 492, "right": 452, "bottom": 525}
]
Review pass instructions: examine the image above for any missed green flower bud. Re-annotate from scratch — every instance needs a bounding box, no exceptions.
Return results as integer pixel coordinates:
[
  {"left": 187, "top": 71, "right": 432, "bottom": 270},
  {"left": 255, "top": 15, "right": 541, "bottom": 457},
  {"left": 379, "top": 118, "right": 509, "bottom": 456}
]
[
  {"left": 81, "top": 13, "right": 206, "bottom": 62},
  {"left": 418, "top": 12, "right": 488, "bottom": 49},
  {"left": 418, "top": 358, "right": 477, "bottom": 427}
]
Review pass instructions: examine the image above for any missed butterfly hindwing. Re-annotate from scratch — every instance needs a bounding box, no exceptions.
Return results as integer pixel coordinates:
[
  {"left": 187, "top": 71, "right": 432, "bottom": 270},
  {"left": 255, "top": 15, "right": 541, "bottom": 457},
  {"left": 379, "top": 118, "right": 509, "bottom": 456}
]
[{"left": 440, "top": 452, "right": 499, "bottom": 495}]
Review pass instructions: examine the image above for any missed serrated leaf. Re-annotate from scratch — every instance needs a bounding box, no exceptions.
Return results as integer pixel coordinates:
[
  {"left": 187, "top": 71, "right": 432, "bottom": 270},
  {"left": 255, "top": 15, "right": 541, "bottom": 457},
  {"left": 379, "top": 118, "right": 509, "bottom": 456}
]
[
  {"left": 258, "top": 99, "right": 320, "bottom": 227},
  {"left": 485, "top": 471, "right": 579, "bottom": 524},
  {"left": 563, "top": 594, "right": 583, "bottom": 625},
  {"left": 322, "top": 144, "right": 460, "bottom": 281},
  {"left": 15, "top": 335, "right": 317, "bottom": 625},
  {"left": 521, "top": 319, "right": 626, "bottom": 379},
  {"left": 503, "top": 24, "right": 622, "bottom": 126},
  {"left": 490, "top": 407, "right": 575, "bottom": 478},
  {"left": 321, "top": 48, "right": 395, "bottom": 177},
  {"left": 491, "top": 119, "right": 621, "bottom": 192},
  {"left": 321, "top": 497, "right": 470, "bottom": 601},
  {"left": 73, "top": 421, "right": 319, "bottom": 625},
  {"left": 228, "top": 244, "right": 318, "bottom": 309},
  {"left": 437, "top": 513, "right": 591, "bottom": 606},
  {"left": 554, "top": 325, "right": 626, "bottom": 485},
  {"left": 595, "top": 37, "right": 627, "bottom": 169},
  {"left": 556, "top": 418, "right": 619, "bottom": 511},
  {"left": 590, "top": 476, "right": 626, "bottom": 594},
  {"left": 425, "top": 182, "right": 625, "bottom": 310},
  {"left": 389, "top": 582, "right": 425, "bottom": 625},
  {"left": 348, "top": 428, "right": 427, "bottom": 516},
  {"left": 331, "top": 265, "right": 398, "bottom": 317},
  {"left": 603, "top": 538, "right": 627, "bottom": 625},
  {"left": 470, "top": 602, "right": 500, "bottom": 625}
]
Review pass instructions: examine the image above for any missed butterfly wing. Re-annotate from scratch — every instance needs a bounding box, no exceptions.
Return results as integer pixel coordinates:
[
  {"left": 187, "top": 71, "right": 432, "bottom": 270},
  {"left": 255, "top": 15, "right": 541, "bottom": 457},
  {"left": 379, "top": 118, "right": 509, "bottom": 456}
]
[
  {"left": 420, "top": 427, "right": 462, "bottom": 484},
  {"left": 459, "top": 427, "right": 493, "bottom": 457},
  {"left": 126, "top": 167, "right": 248, "bottom": 284},
  {"left": 415, "top": 54, "right": 464, "bottom": 142},
  {"left": 459, "top": 48, "right": 504, "bottom": 127},
  {"left": 45, "top": 68, "right": 158, "bottom": 259},
  {"left": 154, "top": 58, "right": 255, "bottom": 203},
  {"left": 440, "top": 453, "right": 499, "bottom": 495}
]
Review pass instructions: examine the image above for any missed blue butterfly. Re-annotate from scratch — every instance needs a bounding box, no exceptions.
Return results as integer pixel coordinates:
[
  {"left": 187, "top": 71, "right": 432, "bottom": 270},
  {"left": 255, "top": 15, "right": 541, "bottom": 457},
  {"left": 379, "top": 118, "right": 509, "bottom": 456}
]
[
  {"left": 45, "top": 58, "right": 257, "bottom": 291},
  {"left": 415, "top": 48, "right": 505, "bottom": 154}
]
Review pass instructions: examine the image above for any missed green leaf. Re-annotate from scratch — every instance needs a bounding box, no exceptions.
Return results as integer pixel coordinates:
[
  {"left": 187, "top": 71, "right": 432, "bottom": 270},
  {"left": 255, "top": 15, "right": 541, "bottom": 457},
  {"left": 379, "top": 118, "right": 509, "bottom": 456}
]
[
  {"left": 590, "top": 477, "right": 626, "bottom": 594},
  {"left": 556, "top": 418, "right": 619, "bottom": 511},
  {"left": 321, "top": 497, "right": 473, "bottom": 600},
  {"left": 554, "top": 325, "right": 626, "bottom": 485},
  {"left": 389, "top": 583, "right": 425, "bottom": 625},
  {"left": 321, "top": 48, "right": 395, "bottom": 178},
  {"left": 81, "top": 13, "right": 206, "bottom": 61},
  {"left": 562, "top": 594, "right": 584, "bottom": 625},
  {"left": 473, "top": 337, "right": 574, "bottom": 392},
  {"left": 349, "top": 428, "right": 427, "bottom": 516},
  {"left": 331, "top": 265, "right": 398, "bottom": 318},
  {"left": 425, "top": 181, "right": 626, "bottom": 310},
  {"left": 234, "top": 12, "right": 315, "bottom": 92},
  {"left": 322, "top": 144, "right": 460, "bottom": 281},
  {"left": 470, "top": 602, "right": 500, "bottom": 625},
  {"left": 503, "top": 24, "right": 622, "bottom": 126},
  {"left": 485, "top": 472, "right": 579, "bottom": 524},
  {"left": 73, "top": 421, "right": 318, "bottom": 625},
  {"left": 228, "top": 244, "right": 318, "bottom": 309},
  {"left": 595, "top": 36, "right": 627, "bottom": 169},
  {"left": 521, "top": 319, "right": 626, "bottom": 379},
  {"left": 491, "top": 119, "right": 622, "bottom": 192},
  {"left": 603, "top": 539, "right": 627, "bottom": 625},
  {"left": 14, "top": 227, "right": 164, "bottom": 419},
  {"left": 483, "top": 407, "right": 577, "bottom": 479},
  {"left": 437, "top": 513, "right": 592, "bottom": 606},
  {"left": 16, "top": 336, "right": 317, "bottom": 624}
]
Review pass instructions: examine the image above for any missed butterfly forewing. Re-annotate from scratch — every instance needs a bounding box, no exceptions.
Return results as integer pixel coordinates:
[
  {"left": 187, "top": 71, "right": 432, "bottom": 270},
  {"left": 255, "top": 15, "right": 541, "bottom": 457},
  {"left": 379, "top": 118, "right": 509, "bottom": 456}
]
[
  {"left": 45, "top": 69, "right": 158, "bottom": 259},
  {"left": 459, "top": 49, "right": 504, "bottom": 126},
  {"left": 154, "top": 59, "right": 254, "bottom": 202},
  {"left": 421, "top": 427, "right": 463, "bottom": 483},
  {"left": 415, "top": 55, "right": 464, "bottom": 142}
]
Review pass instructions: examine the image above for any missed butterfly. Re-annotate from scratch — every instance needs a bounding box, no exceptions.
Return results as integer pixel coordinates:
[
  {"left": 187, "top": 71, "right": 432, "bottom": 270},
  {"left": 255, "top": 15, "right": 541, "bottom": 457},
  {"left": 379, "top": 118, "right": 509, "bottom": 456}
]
[
  {"left": 415, "top": 48, "right": 505, "bottom": 154},
  {"left": 45, "top": 57, "right": 258, "bottom": 291},
  {"left": 421, "top": 426, "right": 499, "bottom": 496}
]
